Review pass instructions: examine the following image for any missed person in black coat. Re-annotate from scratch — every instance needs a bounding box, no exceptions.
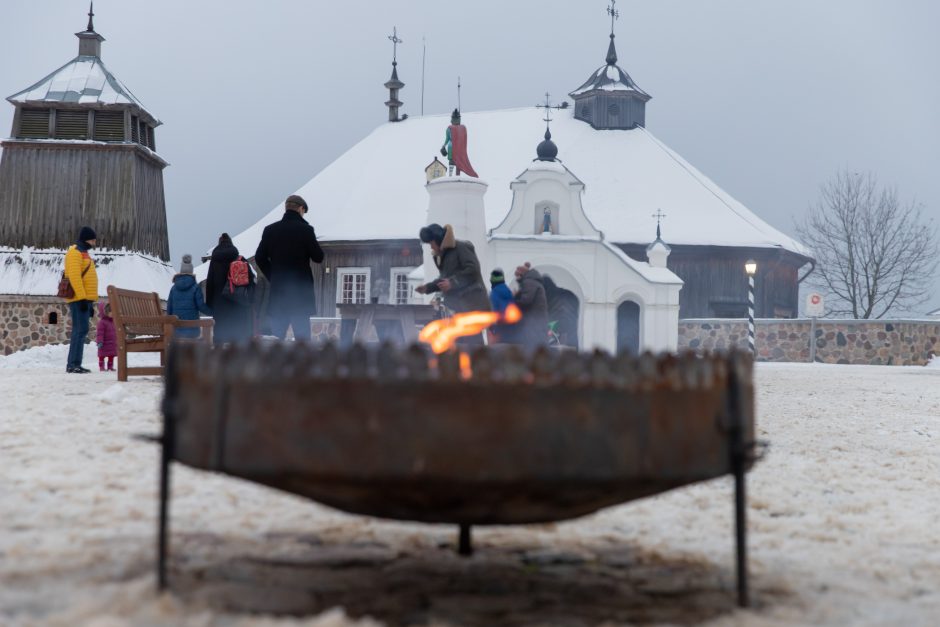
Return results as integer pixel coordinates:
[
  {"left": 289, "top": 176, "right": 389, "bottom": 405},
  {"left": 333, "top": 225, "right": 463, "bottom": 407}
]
[
  {"left": 205, "top": 233, "right": 254, "bottom": 344},
  {"left": 254, "top": 195, "right": 324, "bottom": 340}
]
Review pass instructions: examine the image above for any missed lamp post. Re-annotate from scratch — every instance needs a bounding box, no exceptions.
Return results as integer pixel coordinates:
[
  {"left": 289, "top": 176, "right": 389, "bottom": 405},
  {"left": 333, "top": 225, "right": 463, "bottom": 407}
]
[{"left": 744, "top": 260, "right": 757, "bottom": 357}]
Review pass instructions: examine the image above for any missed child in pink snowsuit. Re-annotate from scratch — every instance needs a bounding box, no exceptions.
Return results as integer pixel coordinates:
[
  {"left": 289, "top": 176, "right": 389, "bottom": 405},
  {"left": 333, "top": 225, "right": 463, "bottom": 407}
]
[{"left": 96, "top": 302, "right": 117, "bottom": 372}]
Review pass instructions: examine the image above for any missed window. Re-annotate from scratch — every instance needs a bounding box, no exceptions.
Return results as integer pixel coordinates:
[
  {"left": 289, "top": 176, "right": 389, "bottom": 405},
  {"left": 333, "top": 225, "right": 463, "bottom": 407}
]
[
  {"left": 390, "top": 267, "right": 415, "bottom": 305},
  {"left": 336, "top": 267, "right": 370, "bottom": 305},
  {"left": 18, "top": 108, "right": 50, "bottom": 138},
  {"left": 93, "top": 111, "right": 124, "bottom": 141},
  {"left": 54, "top": 110, "right": 89, "bottom": 139}
]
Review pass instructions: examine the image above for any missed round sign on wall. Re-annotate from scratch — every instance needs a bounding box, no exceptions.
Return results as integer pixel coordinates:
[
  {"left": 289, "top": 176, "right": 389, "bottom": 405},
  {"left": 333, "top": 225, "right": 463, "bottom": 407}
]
[{"left": 806, "top": 292, "right": 825, "bottom": 317}]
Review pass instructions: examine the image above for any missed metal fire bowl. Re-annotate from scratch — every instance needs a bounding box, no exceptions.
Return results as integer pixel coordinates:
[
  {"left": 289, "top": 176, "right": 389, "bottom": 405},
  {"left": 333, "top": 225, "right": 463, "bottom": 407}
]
[{"left": 163, "top": 342, "right": 754, "bottom": 525}]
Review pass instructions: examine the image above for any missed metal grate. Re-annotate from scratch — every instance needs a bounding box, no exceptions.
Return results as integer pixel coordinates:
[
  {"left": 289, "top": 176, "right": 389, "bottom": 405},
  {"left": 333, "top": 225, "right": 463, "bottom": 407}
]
[
  {"left": 54, "top": 110, "right": 89, "bottom": 139},
  {"left": 93, "top": 111, "right": 125, "bottom": 141},
  {"left": 18, "top": 109, "right": 50, "bottom": 138}
]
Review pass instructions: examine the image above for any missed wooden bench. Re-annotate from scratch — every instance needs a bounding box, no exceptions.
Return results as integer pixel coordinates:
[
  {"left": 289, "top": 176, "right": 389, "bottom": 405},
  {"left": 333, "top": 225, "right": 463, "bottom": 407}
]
[{"left": 107, "top": 285, "right": 213, "bottom": 382}]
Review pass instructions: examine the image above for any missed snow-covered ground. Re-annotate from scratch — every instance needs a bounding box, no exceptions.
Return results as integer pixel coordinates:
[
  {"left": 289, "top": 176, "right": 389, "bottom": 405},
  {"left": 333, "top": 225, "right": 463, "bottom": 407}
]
[{"left": 1, "top": 345, "right": 938, "bottom": 626}]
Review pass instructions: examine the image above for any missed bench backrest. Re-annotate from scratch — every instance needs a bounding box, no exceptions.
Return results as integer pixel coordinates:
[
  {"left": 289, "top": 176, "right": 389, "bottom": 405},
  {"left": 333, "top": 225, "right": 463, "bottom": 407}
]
[{"left": 107, "top": 285, "right": 165, "bottom": 336}]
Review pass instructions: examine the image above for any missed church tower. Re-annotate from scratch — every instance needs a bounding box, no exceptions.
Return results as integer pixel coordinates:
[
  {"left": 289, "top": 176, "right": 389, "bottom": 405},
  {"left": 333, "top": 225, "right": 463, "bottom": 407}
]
[
  {"left": 0, "top": 3, "right": 170, "bottom": 260},
  {"left": 569, "top": 1, "right": 651, "bottom": 130}
]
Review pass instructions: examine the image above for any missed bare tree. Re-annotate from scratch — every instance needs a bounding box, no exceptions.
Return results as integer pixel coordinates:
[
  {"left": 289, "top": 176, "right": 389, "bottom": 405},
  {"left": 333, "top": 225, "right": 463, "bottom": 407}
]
[{"left": 796, "top": 171, "right": 938, "bottom": 319}]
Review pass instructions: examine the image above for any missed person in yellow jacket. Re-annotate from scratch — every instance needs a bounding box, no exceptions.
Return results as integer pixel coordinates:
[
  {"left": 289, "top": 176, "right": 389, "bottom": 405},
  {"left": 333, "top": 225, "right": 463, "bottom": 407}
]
[{"left": 64, "top": 226, "right": 99, "bottom": 373}]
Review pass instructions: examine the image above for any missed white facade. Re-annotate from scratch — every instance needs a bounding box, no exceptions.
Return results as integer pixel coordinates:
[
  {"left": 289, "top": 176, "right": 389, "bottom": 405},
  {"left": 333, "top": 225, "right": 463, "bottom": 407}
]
[{"left": 423, "top": 159, "right": 683, "bottom": 353}]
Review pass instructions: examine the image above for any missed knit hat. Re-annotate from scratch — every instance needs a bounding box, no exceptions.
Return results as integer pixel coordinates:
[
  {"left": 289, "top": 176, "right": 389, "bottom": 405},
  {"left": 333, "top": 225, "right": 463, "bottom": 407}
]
[
  {"left": 78, "top": 226, "right": 97, "bottom": 243},
  {"left": 179, "top": 254, "right": 194, "bottom": 275},
  {"left": 490, "top": 268, "right": 505, "bottom": 284},
  {"left": 419, "top": 223, "right": 446, "bottom": 244},
  {"left": 285, "top": 194, "right": 308, "bottom": 213}
]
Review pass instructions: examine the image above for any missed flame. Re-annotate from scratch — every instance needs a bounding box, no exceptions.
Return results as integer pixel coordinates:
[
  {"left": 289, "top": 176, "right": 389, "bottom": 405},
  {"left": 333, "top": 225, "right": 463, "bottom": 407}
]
[
  {"left": 459, "top": 352, "right": 472, "bottom": 379},
  {"left": 418, "top": 303, "right": 523, "bottom": 354},
  {"left": 503, "top": 303, "right": 522, "bottom": 324}
]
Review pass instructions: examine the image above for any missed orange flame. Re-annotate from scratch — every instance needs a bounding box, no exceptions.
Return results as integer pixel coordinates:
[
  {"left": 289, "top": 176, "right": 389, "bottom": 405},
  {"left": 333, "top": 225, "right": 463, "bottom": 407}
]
[
  {"left": 459, "top": 352, "right": 472, "bottom": 380},
  {"left": 419, "top": 303, "right": 523, "bottom": 354}
]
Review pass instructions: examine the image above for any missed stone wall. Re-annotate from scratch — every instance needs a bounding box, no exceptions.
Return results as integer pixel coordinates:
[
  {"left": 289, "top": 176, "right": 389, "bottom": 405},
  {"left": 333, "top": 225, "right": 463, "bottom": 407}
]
[
  {"left": 678, "top": 318, "right": 940, "bottom": 366},
  {"left": 1, "top": 296, "right": 100, "bottom": 356}
]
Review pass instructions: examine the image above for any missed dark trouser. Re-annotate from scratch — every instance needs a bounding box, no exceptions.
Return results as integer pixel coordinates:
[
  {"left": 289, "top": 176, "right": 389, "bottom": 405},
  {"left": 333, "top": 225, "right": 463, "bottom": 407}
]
[
  {"left": 67, "top": 301, "right": 91, "bottom": 369},
  {"left": 270, "top": 310, "right": 311, "bottom": 340}
]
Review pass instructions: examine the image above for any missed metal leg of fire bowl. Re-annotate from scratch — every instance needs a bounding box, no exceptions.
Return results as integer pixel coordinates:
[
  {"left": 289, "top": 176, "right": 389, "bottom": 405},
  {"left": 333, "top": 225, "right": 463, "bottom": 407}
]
[
  {"left": 734, "top": 455, "right": 749, "bottom": 607},
  {"left": 458, "top": 523, "right": 473, "bottom": 556},
  {"left": 157, "top": 434, "right": 171, "bottom": 591}
]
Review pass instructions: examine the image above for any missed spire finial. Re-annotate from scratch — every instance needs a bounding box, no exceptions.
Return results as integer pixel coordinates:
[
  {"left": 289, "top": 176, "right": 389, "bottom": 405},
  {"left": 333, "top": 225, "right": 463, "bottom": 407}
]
[
  {"left": 606, "top": 0, "right": 619, "bottom": 65},
  {"left": 388, "top": 26, "right": 402, "bottom": 65},
  {"left": 87, "top": 1, "right": 95, "bottom": 32},
  {"left": 652, "top": 209, "right": 667, "bottom": 239},
  {"left": 535, "top": 92, "right": 566, "bottom": 161}
]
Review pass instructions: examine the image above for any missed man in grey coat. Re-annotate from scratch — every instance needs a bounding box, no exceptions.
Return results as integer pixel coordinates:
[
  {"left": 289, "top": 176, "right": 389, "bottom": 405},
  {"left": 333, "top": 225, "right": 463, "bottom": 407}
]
[{"left": 415, "top": 223, "right": 491, "bottom": 313}]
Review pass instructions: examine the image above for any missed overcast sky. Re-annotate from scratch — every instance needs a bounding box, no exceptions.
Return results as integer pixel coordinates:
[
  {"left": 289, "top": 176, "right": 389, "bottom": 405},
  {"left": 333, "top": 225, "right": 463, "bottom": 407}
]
[{"left": 3, "top": 0, "right": 939, "bottom": 313}]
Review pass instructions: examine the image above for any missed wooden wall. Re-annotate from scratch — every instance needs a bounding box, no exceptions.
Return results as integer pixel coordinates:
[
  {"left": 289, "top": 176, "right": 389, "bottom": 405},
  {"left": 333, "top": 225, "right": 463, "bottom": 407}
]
[
  {"left": 618, "top": 244, "right": 811, "bottom": 319},
  {"left": 0, "top": 141, "right": 170, "bottom": 260},
  {"left": 312, "top": 240, "right": 423, "bottom": 317}
]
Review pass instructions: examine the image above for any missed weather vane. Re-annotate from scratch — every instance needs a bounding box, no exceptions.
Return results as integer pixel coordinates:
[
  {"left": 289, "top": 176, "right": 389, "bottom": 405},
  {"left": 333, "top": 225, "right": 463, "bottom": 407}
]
[
  {"left": 652, "top": 209, "right": 667, "bottom": 239},
  {"left": 388, "top": 26, "right": 402, "bottom": 63},
  {"left": 608, "top": 0, "right": 620, "bottom": 35}
]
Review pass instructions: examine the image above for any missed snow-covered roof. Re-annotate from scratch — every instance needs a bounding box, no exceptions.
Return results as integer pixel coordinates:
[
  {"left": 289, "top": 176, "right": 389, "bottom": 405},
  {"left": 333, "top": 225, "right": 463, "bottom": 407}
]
[
  {"left": 0, "top": 247, "right": 174, "bottom": 297},
  {"left": 7, "top": 56, "right": 159, "bottom": 125},
  {"left": 220, "top": 107, "right": 810, "bottom": 265},
  {"left": 569, "top": 62, "right": 651, "bottom": 98},
  {"left": 928, "top": 307, "right": 940, "bottom": 317}
]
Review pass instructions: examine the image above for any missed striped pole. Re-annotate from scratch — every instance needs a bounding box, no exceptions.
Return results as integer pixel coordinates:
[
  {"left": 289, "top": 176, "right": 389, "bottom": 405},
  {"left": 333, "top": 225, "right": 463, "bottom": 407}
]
[{"left": 747, "top": 274, "right": 756, "bottom": 356}]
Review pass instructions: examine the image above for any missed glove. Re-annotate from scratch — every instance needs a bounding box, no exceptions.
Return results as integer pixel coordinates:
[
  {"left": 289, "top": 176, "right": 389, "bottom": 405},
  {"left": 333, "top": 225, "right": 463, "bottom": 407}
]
[
  {"left": 440, "top": 147, "right": 447, "bottom": 157},
  {"left": 78, "top": 300, "right": 89, "bottom": 313}
]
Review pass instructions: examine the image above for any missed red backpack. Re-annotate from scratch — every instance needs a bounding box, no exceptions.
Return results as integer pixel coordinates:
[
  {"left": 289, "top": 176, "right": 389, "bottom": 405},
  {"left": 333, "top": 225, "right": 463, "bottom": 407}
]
[{"left": 227, "top": 256, "right": 250, "bottom": 292}]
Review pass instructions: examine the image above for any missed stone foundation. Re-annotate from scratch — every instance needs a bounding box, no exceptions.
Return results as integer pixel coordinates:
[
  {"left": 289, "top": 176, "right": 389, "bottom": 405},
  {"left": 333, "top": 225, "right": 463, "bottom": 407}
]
[
  {"left": 679, "top": 318, "right": 940, "bottom": 365},
  {"left": 1, "top": 296, "right": 102, "bottom": 356}
]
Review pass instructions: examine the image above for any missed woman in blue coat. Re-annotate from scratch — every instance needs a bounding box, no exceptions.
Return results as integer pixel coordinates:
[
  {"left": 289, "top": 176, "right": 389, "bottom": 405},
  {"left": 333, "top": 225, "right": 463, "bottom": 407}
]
[{"left": 166, "top": 254, "right": 212, "bottom": 339}]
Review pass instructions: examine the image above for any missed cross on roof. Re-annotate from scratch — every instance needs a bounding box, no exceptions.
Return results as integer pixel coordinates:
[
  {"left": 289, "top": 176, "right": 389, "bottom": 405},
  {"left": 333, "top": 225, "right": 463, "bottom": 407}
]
[
  {"left": 536, "top": 92, "right": 566, "bottom": 130},
  {"left": 652, "top": 209, "right": 667, "bottom": 239},
  {"left": 388, "top": 27, "right": 403, "bottom": 63},
  {"left": 607, "top": 0, "right": 619, "bottom": 36}
]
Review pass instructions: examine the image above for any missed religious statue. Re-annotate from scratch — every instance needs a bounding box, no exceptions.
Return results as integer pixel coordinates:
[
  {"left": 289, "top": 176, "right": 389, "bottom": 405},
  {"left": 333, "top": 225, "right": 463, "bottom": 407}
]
[
  {"left": 542, "top": 207, "right": 553, "bottom": 234},
  {"left": 440, "top": 109, "right": 478, "bottom": 177}
]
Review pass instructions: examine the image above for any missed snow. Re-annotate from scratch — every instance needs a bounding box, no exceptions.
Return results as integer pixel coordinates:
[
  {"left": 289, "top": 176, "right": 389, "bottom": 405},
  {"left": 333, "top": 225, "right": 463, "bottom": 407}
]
[
  {"left": 0, "top": 246, "right": 175, "bottom": 297},
  {"left": 927, "top": 354, "right": 939, "bottom": 368},
  {"left": 8, "top": 55, "right": 158, "bottom": 123},
  {"left": 212, "top": 108, "right": 808, "bottom": 278},
  {"left": 1, "top": 352, "right": 938, "bottom": 626},
  {"left": 524, "top": 159, "right": 568, "bottom": 173}
]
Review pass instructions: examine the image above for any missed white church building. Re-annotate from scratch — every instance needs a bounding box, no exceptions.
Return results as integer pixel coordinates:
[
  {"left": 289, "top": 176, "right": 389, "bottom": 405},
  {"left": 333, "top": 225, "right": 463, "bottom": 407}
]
[{"left": 206, "top": 14, "right": 812, "bottom": 354}]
